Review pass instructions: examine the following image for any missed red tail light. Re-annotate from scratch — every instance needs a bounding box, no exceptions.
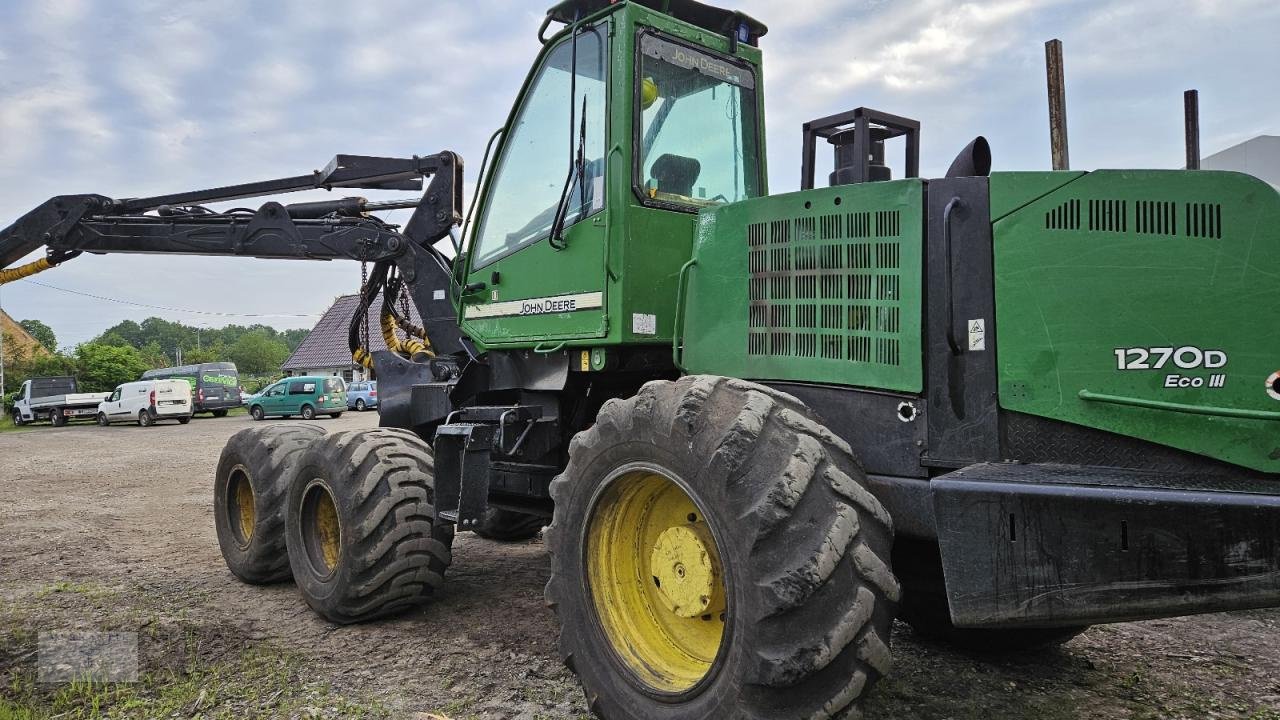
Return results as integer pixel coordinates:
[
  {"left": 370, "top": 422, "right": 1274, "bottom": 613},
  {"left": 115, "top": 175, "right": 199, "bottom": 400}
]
[
  {"left": 370, "top": 390, "right": 377, "bottom": 396},
  {"left": 198, "top": 388, "right": 204, "bottom": 402},
  {"left": 149, "top": 390, "right": 156, "bottom": 406}
]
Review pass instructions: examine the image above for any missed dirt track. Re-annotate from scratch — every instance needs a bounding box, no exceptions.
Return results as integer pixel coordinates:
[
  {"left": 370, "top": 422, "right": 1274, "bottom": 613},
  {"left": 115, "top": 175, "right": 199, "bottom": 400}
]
[{"left": 1, "top": 413, "right": 1278, "bottom": 719}]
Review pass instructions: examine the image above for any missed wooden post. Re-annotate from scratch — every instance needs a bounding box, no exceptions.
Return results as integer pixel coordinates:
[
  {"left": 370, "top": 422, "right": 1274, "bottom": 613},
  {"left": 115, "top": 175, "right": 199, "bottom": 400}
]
[
  {"left": 1045, "top": 39, "right": 1070, "bottom": 171},
  {"left": 1184, "top": 89, "right": 1201, "bottom": 170}
]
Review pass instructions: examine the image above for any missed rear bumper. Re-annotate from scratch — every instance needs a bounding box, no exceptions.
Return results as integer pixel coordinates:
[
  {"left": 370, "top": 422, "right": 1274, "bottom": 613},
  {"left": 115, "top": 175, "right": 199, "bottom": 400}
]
[
  {"left": 197, "top": 398, "right": 240, "bottom": 411},
  {"left": 933, "top": 463, "right": 1280, "bottom": 628}
]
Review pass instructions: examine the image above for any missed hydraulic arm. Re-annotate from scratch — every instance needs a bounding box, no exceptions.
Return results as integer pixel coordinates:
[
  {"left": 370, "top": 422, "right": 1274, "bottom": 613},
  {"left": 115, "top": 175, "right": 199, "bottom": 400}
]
[{"left": 0, "top": 151, "right": 468, "bottom": 356}]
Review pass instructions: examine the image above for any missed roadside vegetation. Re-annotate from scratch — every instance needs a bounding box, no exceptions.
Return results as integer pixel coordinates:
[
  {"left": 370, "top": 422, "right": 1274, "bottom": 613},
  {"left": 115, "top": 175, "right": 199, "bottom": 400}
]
[{"left": 2, "top": 316, "right": 311, "bottom": 411}]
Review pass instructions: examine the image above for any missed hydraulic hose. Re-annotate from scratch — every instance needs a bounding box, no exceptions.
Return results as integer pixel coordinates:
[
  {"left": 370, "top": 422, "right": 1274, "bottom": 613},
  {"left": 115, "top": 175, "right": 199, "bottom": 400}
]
[
  {"left": 380, "top": 310, "right": 432, "bottom": 361},
  {"left": 0, "top": 257, "right": 52, "bottom": 285}
]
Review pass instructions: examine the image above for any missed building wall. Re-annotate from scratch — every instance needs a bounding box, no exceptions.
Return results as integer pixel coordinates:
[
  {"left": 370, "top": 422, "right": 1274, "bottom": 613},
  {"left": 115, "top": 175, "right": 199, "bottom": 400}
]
[{"left": 1202, "top": 136, "right": 1280, "bottom": 189}]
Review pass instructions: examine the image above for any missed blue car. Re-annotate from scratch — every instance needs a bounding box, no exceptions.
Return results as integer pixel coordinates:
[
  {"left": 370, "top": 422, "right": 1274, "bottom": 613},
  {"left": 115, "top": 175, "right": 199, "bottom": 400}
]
[{"left": 347, "top": 381, "right": 378, "bottom": 411}]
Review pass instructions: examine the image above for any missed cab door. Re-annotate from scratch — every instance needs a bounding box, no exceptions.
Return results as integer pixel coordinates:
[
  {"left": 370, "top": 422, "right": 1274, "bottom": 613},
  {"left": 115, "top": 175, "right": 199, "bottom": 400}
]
[
  {"left": 461, "top": 23, "right": 610, "bottom": 346},
  {"left": 262, "top": 383, "right": 285, "bottom": 415},
  {"left": 106, "top": 387, "right": 125, "bottom": 418}
]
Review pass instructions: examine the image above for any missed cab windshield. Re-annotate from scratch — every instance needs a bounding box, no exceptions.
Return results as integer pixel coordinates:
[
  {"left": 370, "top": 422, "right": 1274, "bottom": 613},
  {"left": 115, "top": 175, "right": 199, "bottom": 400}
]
[{"left": 637, "top": 32, "right": 760, "bottom": 209}]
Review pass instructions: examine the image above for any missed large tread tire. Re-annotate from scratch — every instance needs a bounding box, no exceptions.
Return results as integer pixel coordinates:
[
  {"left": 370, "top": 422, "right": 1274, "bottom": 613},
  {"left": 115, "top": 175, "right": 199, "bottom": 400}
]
[
  {"left": 471, "top": 508, "right": 545, "bottom": 542},
  {"left": 214, "top": 424, "right": 326, "bottom": 584},
  {"left": 546, "top": 375, "right": 899, "bottom": 720},
  {"left": 286, "top": 428, "right": 453, "bottom": 624},
  {"left": 893, "top": 539, "right": 1088, "bottom": 652}
]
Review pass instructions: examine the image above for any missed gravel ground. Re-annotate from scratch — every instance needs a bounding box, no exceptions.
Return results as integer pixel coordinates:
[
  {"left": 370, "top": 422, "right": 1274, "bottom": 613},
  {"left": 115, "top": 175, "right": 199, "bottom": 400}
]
[{"left": 1, "top": 413, "right": 1278, "bottom": 719}]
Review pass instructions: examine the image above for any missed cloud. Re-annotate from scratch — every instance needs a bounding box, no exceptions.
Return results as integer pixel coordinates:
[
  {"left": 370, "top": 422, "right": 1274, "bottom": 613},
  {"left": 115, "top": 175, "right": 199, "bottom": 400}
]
[{"left": 1, "top": 0, "right": 1276, "bottom": 346}]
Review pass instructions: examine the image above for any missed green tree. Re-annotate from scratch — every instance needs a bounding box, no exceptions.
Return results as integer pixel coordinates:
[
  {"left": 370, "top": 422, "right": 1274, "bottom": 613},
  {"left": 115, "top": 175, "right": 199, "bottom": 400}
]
[
  {"left": 98, "top": 319, "right": 144, "bottom": 348},
  {"left": 282, "top": 328, "right": 310, "bottom": 351},
  {"left": 73, "top": 343, "right": 150, "bottom": 393},
  {"left": 226, "top": 331, "right": 289, "bottom": 375},
  {"left": 138, "top": 341, "right": 172, "bottom": 368},
  {"left": 184, "top": 344, "right": 224, "bottom": 365},
  {"left": 93, "top": 317, "right": 307, "bottom": 365},
  {"left": 18, "top": 319, "right": 56, "bottom": 351}
]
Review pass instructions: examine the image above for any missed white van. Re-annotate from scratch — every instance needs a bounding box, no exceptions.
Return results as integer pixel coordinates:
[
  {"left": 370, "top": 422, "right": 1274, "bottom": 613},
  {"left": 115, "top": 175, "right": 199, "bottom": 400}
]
[{"left": 97, "top": 379, "right": 194, "bottom": 426}]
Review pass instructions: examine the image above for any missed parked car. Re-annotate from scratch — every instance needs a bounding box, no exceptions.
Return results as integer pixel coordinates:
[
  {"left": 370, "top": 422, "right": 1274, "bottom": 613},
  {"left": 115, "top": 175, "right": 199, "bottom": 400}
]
[
  {"left": 247, "top": 376, "right": 345, "bottom": 421},
  {"left": 97, "top": 379, "right": 193, "bottom": 426},
  {"left": 347, "top": 381, "right": 378, "bottom": 411},
  {"left": 141, "top": 362, "right": 241, "bottom": 416},
  {"left": 11, "top": 376, "right": 109, "bottom": 427}
]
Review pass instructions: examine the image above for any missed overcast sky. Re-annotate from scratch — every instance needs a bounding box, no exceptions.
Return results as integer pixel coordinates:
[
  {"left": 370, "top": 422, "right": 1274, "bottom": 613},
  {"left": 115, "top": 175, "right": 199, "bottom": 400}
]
[{"left": 1, "top": 0, "right": 1276, "bottom": 348}]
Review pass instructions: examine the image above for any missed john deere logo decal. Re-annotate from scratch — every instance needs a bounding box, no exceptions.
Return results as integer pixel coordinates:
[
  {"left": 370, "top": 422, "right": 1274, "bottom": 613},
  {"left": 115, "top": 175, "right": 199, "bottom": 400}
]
[{"left": 464, "top": 291, "right": 603, "bottom": 320}]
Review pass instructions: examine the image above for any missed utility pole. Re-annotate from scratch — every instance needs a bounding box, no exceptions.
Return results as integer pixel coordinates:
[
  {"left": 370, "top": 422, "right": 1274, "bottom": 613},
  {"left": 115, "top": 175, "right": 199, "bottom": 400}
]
[
  {"left": 1045, "top": 39, "right": 1070, "bottom": 171},
  {"left": 1184, "top": 89, "right": 1201, "bottom": 170}
]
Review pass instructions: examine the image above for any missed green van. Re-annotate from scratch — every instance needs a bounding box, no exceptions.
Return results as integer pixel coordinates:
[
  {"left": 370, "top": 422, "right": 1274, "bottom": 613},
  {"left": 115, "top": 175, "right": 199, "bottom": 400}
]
[{"left": 248, "top": 376, "right": 346, "bottom": 421}]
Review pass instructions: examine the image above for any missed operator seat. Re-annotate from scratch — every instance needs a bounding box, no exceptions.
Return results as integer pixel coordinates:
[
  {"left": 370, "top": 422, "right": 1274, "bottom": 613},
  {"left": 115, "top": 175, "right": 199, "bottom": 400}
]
[{"left": 650, "top": 153, "right": 701, "bottom": 197}]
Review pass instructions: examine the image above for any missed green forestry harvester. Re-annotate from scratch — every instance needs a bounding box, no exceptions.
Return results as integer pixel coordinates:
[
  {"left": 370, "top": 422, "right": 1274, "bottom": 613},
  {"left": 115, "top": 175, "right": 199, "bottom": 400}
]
[{"left": 3, "top": 1, "right": 1279, "bottom": 716}]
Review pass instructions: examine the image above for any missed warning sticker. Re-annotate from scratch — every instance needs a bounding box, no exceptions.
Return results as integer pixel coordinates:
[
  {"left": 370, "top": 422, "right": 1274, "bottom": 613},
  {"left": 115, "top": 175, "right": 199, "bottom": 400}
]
[
  {"left": 968, "top": 319, "right": 986, "bottom": 352},
  {"left": 632, "top": 313, "right": 657, "bottom": 335}
]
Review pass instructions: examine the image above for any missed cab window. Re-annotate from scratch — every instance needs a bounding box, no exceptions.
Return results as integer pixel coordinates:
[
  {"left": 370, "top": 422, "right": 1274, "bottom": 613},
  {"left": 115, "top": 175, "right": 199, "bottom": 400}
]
[
  {"left": 266, "top": 383, "right": 284, "bottom": 397},
  {"left": 109, "top": 388, "right": 121, "bottom": 402},
  {"left": 471, "top": 25, "right": 607, "bottom": 268},
  {"left": 636, "top": 32, "right": 760, "bottom": 209}
]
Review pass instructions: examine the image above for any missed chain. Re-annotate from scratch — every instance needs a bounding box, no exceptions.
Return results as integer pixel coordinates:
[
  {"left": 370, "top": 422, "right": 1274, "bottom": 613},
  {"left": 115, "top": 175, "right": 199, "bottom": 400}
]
[{"left": 360, "top": 261, "right": 370, "bottom": 358}]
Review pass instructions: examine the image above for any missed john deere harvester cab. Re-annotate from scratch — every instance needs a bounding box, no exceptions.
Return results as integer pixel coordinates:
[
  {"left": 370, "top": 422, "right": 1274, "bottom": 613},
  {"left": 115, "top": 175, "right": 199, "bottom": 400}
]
[
  {"left": 459, "top": 0, "right": 766, "bottom": 352},
  {"left": 2, "top": 0, "right": 1278, "bottom": 717}
]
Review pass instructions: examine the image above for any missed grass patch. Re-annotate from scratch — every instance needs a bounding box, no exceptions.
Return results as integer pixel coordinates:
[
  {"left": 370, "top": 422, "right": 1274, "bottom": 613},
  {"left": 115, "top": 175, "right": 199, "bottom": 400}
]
[
  {"left": 0, "top": 414, "right": 31, "bottom": 433},
  {"left": 34, "top": 582, "right": 114, "bottom": 602},
  {"left": 0, "top": 645, "right": 391, "bottom": 720}
]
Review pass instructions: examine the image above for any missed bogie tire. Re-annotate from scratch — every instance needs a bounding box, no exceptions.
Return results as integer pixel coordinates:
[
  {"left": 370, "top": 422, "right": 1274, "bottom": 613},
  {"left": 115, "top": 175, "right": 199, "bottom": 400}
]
[
  {"left": 300, "top": 405, "right": 315, "bottom": 420},
  {"left": 251, "top": 405, "right": 265, "bottom": 421},
  {"left": 472, "top": 508, "right": 545, "bottom": 541},
  {"left": 214, "top": 424, "right": 326, "bottom": 584},
  {"left": 356, "top": 399, "right": 366, "bottom": 412},
  {"left": 51, "top": 409, "right": 66, "bottom": 427},
  {"left": 97, "top": 413, "right": 109, "bottom": 427},
  {"left": 212, "top": 409, "right": 229, "bottom": 418},
  {"left": 285, "top": 428, "right": 453, "bottom": 623},
  {"left": 892, "top": 538, "right": 1087, "bottom": 651},
  {"left": 137, "top": 410, "right": 151, "bottom": 427},
  {"left": 178, "top": 417, "right": 191, "bottom": 425},
  {"left": 545, "top": 376, "right": 900, "bottom": 720}
]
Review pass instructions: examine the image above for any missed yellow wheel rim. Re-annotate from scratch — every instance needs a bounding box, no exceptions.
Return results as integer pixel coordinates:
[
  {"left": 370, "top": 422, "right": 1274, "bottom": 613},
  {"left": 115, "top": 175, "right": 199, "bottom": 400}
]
[
  {"left": 587, "top": 469, "right": 727, "bottom": 694},
  {"left": 303, "top": 483, "right": 342, "bottom": 575},
  {"left": 228, "top": 466, "right": 255, "bottom": 546}
]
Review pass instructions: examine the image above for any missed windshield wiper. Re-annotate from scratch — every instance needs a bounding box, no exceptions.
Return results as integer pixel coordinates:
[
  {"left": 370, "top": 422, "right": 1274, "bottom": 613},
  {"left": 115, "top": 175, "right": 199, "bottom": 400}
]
[{"left": 549, "top": 17, "right": 584, "bottom": 251}]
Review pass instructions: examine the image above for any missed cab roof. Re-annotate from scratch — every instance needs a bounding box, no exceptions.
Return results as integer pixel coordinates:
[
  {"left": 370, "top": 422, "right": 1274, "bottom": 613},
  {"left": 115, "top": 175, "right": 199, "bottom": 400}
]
[{"left": 547, "top": 0, "right": 767, "bottom": 45}]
